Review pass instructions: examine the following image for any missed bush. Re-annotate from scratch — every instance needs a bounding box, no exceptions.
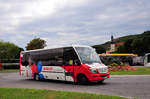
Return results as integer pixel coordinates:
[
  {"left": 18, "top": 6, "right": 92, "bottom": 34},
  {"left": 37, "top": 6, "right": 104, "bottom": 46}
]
[
  {"left": 100, "top": 56, "right": 121, "bottom": 65},
  {"left": 109, "top": 63, "right": 119, "bottom": 66},
  {"left": 108, "top": 63, "right": 136, "bottom": 71}
]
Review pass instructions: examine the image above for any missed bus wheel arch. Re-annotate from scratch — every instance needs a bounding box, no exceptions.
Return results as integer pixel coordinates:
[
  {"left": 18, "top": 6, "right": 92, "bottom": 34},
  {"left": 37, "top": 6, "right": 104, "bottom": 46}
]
[
  {"left": 77, "top": 73, "right": 89, "bottom": 84},
  {"left": 34, "top": 73, "right": 39, "bottom": 81},
  {"left": 98, "top": 79, "right": 104, "bottom": 84}
]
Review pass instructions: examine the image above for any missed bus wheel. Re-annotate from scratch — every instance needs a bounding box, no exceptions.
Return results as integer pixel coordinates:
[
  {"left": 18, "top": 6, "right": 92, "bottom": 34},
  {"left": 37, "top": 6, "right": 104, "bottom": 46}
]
[
  {"left": 98, "top": 79, "right": 104, "bottom": 84},
  {"left": 77, "top": 75, "right": 88, "bottom": 84},
  {"left": 34, "top": 74, "right": 39, "bottom": 81}
]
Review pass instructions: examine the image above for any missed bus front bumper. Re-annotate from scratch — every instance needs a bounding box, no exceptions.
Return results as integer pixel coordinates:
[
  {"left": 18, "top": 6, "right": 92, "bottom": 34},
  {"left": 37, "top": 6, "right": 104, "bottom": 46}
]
[{"left": 88, "top": 72, "right": 110, "bottom": 82}]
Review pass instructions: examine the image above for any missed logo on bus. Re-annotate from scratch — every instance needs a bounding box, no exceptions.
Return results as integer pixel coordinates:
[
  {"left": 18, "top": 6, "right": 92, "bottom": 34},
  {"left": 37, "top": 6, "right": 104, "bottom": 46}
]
[{"left": 43, "top": 67, "right": 53, "bottom": 71}]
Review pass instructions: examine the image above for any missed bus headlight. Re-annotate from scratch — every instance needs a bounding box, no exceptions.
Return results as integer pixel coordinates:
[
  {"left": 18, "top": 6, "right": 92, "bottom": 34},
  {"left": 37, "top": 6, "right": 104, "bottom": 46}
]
[
  {"left": 89, "top": 68, "right": 98, "bottom": 73},
  {"left": 98, "top": 67, "right": 108, "bottom": 73}
]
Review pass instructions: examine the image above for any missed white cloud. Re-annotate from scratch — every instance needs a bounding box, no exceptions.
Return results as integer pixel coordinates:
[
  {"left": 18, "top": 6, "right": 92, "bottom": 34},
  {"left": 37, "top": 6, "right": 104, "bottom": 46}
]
[
  {"left": 10, "top": 0, "right": 87, "bottom": 22},
  {"left": 96, "top": 0, "right": 150, "bottom": 25},
  {"left": 0, "top": 0, "right": 150, "bottom": 49},
  {"left": 37, "top": 25, "right": 80, "bottom": 33},
  {"left": 0, "top": 0, "right": 87, "bottom": 34},
  {"left": 41, "top": 32, "right": 109, "bottom": 48}
]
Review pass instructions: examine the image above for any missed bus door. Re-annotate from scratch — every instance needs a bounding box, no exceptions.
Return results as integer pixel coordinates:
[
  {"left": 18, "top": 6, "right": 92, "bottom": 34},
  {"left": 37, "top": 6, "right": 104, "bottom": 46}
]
[
  {"left": 20, "top": 53, "right": 26, "bottom": 76},
  {"left": 21, "top": 52, "right": 32, "bottom": 78},
  {"left": 63, "top": 47, "right": 76, "bottom": 82}
]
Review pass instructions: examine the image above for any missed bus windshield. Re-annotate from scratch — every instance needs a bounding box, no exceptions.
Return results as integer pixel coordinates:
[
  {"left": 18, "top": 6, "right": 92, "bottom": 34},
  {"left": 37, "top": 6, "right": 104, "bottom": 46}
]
[{"left": 75, "top": 47, "right": 101, "bottom": 64}]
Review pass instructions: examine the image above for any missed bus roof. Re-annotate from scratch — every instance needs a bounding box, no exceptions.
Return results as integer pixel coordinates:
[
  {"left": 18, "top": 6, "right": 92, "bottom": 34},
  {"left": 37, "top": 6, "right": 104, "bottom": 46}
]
[
  {"left": 22, "top": 45, "right": 92, "bottom": 53},
  {"left": 99, "top": 54, "right": 138, "bottom": 56}
]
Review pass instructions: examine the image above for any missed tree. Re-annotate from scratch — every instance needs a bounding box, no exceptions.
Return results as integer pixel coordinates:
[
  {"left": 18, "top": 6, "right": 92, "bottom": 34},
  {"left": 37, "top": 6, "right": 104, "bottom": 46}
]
[
  {"left": 142, "top": 37, "right": 150, "bottom": 53},
  {"left": 116, "top": 45, "right": 126, "bottom": 53},
  {"left": 132, "top": 37, "right": 150, "bottom": 56},
  {"left": 26, "top": 38, "right": 46, "bottom": 50},
  {"left": 117, "top": 39, "right": 133, "bottom": 53},
  {"left": 116, "top": 36, "right": 150, "bottom": 56},
  {"left": 124, "top": 39, "right": 133, "bottom": 53},
  {"left": 0, "top": 41, "right": 22, "bottom": 59},
  {"left": 92, "top": 45, "right": 106, "bottom": 54},
  {"left": 132, "top": 39, "right": 144, "bottom": 55}
]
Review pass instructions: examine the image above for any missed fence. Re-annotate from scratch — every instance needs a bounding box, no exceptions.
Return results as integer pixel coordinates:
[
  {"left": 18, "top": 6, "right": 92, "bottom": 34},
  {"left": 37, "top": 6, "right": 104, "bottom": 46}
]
[{"left": 0, "top": 59, "right": 20, "bottom": 69}]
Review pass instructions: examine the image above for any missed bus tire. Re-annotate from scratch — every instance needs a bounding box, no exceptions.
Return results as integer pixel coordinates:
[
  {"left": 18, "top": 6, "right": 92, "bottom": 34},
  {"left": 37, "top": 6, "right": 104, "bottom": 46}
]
[
  {"left": 77, "top": 74, "right": 89, "bottom": 85},
  {"left": 34, "top": 74, "right": 39, "bottom": 81},
  {"left": 98, "top": 79, "right": 104, "bottom": 84}
]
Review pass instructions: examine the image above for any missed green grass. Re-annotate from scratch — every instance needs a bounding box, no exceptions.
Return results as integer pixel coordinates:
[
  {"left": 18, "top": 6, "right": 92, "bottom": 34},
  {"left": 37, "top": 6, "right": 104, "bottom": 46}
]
[
  {"left": 0, "top": 88, "right": 127, "bottom": 99},
  {"left": 110, "top": 67, "right": 150, "bottom": 75},
  {"left": 0, "top": 69, "right": 19, "bottom": 73}
]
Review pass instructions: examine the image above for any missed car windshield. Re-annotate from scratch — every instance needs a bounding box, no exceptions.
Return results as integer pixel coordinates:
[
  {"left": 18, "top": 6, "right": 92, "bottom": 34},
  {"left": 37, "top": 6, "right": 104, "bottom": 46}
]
[{"left": 75, "top": 47, "right": 101, "bottom": 64}]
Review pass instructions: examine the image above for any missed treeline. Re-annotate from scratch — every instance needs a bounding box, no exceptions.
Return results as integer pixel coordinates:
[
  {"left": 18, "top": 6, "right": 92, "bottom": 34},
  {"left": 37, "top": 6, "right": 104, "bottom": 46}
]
[
  {"left": 93, "top": 31, "right": 150, "bottom": 56},
  {"left": 0, "top": 41, "right": 23, "bottom": 60},
  {"left": 116, "top": 31, "right": 150, "bottom": 56},
  {"left": 0, "top": 38, "right": 46, "bottom": 69},
  {"left": 0, "top": 38, "right": 46, "bottom": 62}
]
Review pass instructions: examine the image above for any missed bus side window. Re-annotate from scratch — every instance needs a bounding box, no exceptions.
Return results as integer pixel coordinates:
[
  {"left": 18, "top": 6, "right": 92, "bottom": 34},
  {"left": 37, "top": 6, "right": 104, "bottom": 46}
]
[
  {"left": 39, "top": 50, "right": 49, "bottom": 66},
  {"left": 63, "top": 47, "right": 80, "bottom": 66},
  {"left": 39, "top": 48, "right": 63, "bottom": 66},
  {"left": 51, "top": 48, "right": 63, "bottom": 66},
  {"left": 21, "top": 53, "right": 29, "bottom": 66},
  {"left": 55, "top": 48, "right": 63, "bottom": 66},
  {"left": 30, "top": 51, "right": 40, "bottom": 65}
]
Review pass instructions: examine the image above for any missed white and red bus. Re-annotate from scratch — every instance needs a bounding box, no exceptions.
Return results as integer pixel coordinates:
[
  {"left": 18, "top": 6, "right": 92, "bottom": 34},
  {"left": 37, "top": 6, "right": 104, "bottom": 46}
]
[
  {"left": 144, "top": 53, "right": 150, "bottom": 67},
  {"left": 20, "top": 45, "right": 109, "bottom": 84}
]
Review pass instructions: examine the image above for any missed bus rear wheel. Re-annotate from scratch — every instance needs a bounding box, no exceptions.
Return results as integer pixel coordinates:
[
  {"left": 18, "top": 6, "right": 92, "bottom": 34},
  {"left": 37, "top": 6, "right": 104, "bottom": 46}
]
[
  {"left": 34, "top": 74, "right": 40, "bottom": 81},
  {"left": 77, "top": 75, "right": 89, "bottom": 84}
]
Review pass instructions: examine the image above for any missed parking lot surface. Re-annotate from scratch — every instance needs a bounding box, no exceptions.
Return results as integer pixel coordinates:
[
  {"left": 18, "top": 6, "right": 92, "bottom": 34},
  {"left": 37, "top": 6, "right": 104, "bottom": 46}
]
[{"left": 0, "top": 73, "right": 150, "bottom": 99}]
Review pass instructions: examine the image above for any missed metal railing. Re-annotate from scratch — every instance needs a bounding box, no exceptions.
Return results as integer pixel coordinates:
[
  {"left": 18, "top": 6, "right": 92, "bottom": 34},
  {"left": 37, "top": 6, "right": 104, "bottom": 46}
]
[{"left": 0, "top": 59, "right": 19, "bottom": 69}]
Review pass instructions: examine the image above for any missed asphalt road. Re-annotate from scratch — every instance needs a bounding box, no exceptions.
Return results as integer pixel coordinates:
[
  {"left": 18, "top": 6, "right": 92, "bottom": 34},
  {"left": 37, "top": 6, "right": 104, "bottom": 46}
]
[{"left": 0, "top": 72, "right": 150, "bottom": 99}]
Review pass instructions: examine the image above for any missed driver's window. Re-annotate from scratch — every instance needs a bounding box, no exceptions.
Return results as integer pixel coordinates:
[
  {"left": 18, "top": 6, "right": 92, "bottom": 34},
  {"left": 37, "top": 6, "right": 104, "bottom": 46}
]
[{"left": 63, "top": 47, "right": 80, "bottom": 66}]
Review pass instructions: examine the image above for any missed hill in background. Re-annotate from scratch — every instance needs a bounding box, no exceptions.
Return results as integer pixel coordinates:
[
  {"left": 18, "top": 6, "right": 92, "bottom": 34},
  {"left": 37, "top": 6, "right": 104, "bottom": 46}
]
[{"left": 93, "top": 31, "right": 150, "bottom": 56}]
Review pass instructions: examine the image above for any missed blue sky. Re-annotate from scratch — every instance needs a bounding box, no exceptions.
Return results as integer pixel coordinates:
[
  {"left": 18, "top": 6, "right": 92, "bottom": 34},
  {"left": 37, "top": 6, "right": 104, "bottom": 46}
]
[{"left": 0, "top": 0, "right": 150, "bottom": 49}]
